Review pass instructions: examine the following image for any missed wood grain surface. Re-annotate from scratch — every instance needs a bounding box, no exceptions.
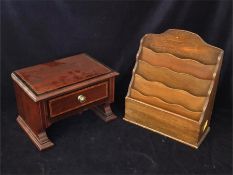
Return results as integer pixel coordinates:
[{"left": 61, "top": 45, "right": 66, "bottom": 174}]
[
  {"left": 142, "top": 29, "right": 222, "bottom": 65},
  {"left": 124, "top": 29, "right": 223, "bottom": 148},
  {"left": 132, "top": 74, "right": 206, "bottom": 112},
  {"left": 12, "top": 53, "right": 119, "bottom": 151},
  {"left": 136, "top": 60, "right": 211, "bottom": 96},
  {"left": 15, "top": 53, "right": 111, "bottom": 95},
  {"left": 139, "top": 47, "right": 215, "bottom": 79},
  {"left": 130, "top": 89, "right": 202, "bottom": 121}
]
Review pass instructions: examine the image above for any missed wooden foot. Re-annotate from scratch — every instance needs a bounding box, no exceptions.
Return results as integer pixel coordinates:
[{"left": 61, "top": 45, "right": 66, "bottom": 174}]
[
  {"left": 92, "top": 104, "right": 117, "bottom": 122},
  {"left": 16, "top": 115, "right": 54, "bottom": 151},
  {"left": 194, "top": 127, "right": 210, "bottom": 149}
]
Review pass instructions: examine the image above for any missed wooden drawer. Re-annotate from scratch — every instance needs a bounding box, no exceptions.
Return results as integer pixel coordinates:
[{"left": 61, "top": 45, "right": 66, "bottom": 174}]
[
  {"left": 12, "top": 53, "right": 118, "bottom": 150},
  {"left": 49, "top": 82, "right": 108, "bottom": 117}
]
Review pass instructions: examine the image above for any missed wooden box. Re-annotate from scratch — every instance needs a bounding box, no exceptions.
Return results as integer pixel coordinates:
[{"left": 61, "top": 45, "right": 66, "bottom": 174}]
[
  {"left": 124, "top": 29, "right": 223, "bottom": 148},
  {"left": 12, "top": 53, "right": 119, "bottom": 151}
]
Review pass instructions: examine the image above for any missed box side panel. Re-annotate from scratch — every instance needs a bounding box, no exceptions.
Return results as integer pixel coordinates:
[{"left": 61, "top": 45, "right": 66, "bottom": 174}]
[
  {"left": 13, "top": 82, "right": 45, "bottom": 134},
  {"left": 124, "top": 97, "right": 200, "bottom": 146},
  {"left": 198, "top": 52, "right": 224, "bottom": 141}
]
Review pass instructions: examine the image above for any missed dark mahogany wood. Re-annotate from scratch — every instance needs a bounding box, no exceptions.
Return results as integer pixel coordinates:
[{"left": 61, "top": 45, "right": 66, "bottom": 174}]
[
  {"left": 12, "top": 53, "right": 119, "bottom": 151},
  {"left": 49, "top": 81, "right": 108, "bottom": 117},
  {"left": 14, "top": 82, "right": 54, "bottom": 151},
  {"left": 92, "top": 104, "right": 117, "bottom": 122},
  {"left": 15, "top": 54, "right": 111, "bottom": 95}
]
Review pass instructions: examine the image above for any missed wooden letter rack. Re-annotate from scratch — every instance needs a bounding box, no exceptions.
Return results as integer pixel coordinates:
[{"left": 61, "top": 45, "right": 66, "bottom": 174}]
[{"left": 124, "top": 29, "right": 223, "bottom": 148}]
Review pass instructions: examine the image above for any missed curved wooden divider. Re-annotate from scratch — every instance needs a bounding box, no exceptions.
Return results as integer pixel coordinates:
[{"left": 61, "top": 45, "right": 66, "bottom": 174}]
[
  {"left": 142, "top": 29, "right": 222, "bottom": 65},
  {"left": 139, "top": 47, "right": 215, "bottom": 80},
  {"left": 136, "top": 60, "right": 211, "bottom": 96},
  {"left": 132, "top": 74, "right": 206, "bottom": 112},
  {"left": 130, "top": 89, "right": 202, "bottom": 121}
]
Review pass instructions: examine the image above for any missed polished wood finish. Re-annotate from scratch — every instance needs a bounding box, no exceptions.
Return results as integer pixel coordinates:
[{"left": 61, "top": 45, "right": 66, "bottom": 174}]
[
  {"left": 124, "top": 29, "right": 223, "bottom": 148},
  {"left": 15, "top": 54, "right": 111, "bottom": 95},
  {"left": 17, "top": 115, "right": 54, "bottom": 151},
  {"left": 92, "top": 103, "right": 117, "bottom": 122},
  {"left": 14, "top": 82, "right": 54, "bottom": 150},
  {"left": 49, "top": 82, "right": 108, "bottom": 117},
  {"left": 12, "top": 53, "right": 119, "bottom": 150}
]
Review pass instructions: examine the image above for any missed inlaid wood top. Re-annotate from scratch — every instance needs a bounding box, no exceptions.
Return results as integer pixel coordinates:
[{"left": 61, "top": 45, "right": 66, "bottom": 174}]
[{"left": 14, "top": 53, "right": 112, "bottom": 95}]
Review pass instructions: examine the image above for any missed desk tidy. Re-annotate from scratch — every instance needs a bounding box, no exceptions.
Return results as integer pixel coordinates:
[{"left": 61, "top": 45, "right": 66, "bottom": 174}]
[
  {"left": 124, "top": 29, "right": 223, "bottom": 148},
  {"left": 11, "top": 53, "right": 119, "bottom": 151}
]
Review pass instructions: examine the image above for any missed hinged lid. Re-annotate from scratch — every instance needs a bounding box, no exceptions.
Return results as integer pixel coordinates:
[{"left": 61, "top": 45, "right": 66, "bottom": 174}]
[{"left": 12, "top": 53, "right": 118, "bottom": 102}]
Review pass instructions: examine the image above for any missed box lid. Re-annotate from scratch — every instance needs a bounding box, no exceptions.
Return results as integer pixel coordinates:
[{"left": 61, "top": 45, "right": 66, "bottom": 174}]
[{"left": 12, "top": 53, "right": 118, "bottom": 102}]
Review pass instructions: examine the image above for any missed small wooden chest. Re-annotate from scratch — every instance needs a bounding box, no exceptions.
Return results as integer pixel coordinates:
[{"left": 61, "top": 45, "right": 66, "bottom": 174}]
[
  {"left": 12, "top": 53, "right": 119, "bottom": 151},
  {"left": 124, "top": 29, "right": 223, "bottom": 148}
]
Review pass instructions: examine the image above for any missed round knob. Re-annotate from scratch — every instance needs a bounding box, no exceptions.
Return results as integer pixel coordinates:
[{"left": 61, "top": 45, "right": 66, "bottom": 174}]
[{"left": 77, "top": 95, "right": 86, "bottom": 103}]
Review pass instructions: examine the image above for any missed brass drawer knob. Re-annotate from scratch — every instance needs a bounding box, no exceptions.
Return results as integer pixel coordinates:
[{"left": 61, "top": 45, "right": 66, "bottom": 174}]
[{"left": 77, "top": 95, "right": 86, "bottom": 103}]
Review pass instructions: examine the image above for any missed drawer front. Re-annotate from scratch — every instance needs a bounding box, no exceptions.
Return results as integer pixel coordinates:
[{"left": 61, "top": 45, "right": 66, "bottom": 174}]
[{"left": 49, "top": 82, "right": 108, "bottom": 117}]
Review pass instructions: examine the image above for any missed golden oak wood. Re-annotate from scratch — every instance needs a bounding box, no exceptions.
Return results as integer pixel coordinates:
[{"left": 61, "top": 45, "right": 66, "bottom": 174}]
[
  {"left": 136, "top": 60, "right": 211, "bottom": 96},
  {"left": 125, "top": 98, "right": 200, "bottom": 146},
  {"left": 130, "top": 89, "right": 202, "bottom": 121},
  {"left": 139, "top": 47, "right": 215, "bottom": 80},
  {"left": 142, "top": 29, "right": 221, "bottom": 65},
  {"left": 124, "top": 29, "right": 223, "bottom": 148},
  {"left": 12, "top": 53, "right": 119, "bottom": 151},
  {"left": 133, "top": 74, "right": 206, "bottom": 112}
]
